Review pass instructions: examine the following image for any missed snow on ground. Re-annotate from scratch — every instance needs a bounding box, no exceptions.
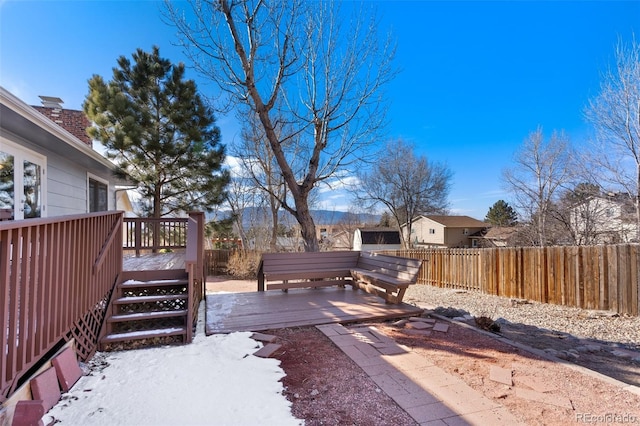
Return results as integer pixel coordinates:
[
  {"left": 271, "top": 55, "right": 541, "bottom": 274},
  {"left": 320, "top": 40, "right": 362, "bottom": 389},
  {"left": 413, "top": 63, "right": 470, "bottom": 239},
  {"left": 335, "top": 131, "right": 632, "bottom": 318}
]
[{"left": 44, "top": 302, "right": 302, "bottom": 426}]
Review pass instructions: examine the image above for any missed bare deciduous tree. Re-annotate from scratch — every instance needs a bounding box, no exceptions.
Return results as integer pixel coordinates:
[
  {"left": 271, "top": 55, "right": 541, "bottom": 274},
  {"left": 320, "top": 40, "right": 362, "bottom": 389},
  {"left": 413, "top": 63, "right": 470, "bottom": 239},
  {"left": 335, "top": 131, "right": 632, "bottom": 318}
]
[
  {"left": 502, "top": 127, "right": 574, "bottom": 247},
  {"left": 358, "top": 140, "right": 453, "bottom": 249},
  {"left": 165, "top": 0, "right": 396, "bottom": 251},
  {"left": 223, "top": 164, "right": 261, "bottom": 250},
  {"left": 584, "top": 35, "right": 640, "bottom": 240},
  {"left": 232, "top": 112, "right": 290, "bottom": 251}
]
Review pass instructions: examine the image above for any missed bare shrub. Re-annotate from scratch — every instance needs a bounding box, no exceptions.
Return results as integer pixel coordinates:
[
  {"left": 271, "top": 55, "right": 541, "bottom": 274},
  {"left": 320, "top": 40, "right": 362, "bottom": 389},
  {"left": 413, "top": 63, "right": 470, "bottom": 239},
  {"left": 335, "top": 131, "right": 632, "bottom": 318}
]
[{"left": 226, "top": 250, "right": 261, "bottom": 279}]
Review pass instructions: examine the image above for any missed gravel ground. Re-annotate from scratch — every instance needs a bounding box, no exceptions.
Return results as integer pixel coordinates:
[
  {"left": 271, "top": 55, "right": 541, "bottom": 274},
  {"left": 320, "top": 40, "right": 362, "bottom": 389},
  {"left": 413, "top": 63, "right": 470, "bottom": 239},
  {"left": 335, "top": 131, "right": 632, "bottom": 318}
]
[{"left": 404, "top": 284, "right": 640, "bottom": 351}]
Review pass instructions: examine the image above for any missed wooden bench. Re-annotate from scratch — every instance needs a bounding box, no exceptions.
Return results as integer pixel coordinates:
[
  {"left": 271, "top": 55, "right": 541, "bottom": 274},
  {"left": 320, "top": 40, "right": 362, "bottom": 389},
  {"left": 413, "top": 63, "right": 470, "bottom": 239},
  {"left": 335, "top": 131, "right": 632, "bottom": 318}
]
[
  {"left": 258, "top": 251, "right": 360, "bottom": 291},
  {"left": 349, "top": 251, "right": 422, "bottom": 304},
  {"left": 257, "top": 251, "right": 422, "bottom": 304}
]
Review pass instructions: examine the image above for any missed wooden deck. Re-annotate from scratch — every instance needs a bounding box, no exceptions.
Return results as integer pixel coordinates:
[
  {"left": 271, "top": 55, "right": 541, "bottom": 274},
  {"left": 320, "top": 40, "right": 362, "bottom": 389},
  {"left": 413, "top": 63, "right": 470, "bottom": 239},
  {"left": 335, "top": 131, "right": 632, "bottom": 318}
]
[
  {"left": 121, "top": 252, "right": 424, "bottom": 334},
  {"left": 205, "top": 287, "right": 424, "bottom": 334},
  {"left": 122, "top": 250, "right": 186, "bottom": 271}
]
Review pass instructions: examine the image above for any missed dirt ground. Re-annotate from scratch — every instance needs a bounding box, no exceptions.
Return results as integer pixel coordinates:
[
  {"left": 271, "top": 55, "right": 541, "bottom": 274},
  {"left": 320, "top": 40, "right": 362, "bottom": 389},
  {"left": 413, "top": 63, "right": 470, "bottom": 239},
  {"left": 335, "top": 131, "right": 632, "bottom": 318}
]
[
  {"left": 494, "top": 318, "right": 640, "bottom": 388},
  {"left": 206, "top": 276, "right": 257, "bottom": 293},
  {"left": 206, "top": 278, "right": 640, "bottom": 425},
  {"left": 269, "top": 325, "right": 640, "bottom": 426}
]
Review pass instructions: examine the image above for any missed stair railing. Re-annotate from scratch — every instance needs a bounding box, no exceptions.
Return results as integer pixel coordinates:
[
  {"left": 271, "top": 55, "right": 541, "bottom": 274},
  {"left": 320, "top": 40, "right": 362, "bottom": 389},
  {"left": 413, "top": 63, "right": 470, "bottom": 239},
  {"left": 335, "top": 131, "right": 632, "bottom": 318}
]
[{"left": 0, "top": 211, "right": 123, "bottom": 401}]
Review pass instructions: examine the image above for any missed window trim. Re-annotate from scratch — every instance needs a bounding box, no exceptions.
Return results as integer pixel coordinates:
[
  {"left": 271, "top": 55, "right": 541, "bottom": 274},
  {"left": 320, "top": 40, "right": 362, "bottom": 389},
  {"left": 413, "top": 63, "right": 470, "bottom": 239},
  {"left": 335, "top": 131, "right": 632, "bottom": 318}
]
[{"left": 87, "top": 173, "right": 109, "bottom": 212}]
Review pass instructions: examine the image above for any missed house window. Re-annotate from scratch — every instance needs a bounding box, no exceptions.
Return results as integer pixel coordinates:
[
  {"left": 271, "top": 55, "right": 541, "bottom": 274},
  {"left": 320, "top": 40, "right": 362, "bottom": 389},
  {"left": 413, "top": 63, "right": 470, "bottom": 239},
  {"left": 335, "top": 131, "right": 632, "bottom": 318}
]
[
  {"left": 463, "top": 228, "right": 469, "bottom": 235},
  {"left": 471, "top": 239, "right": 478, "bottom": 248},
  {"left": 429, "top": 228, "right": 435, "bottom": 234},
  {"left": 0, "top": 138, "right": 46, "bottom": 220},
  {"left": 88, "top": 176, "right": 108, "bottom": 212}
]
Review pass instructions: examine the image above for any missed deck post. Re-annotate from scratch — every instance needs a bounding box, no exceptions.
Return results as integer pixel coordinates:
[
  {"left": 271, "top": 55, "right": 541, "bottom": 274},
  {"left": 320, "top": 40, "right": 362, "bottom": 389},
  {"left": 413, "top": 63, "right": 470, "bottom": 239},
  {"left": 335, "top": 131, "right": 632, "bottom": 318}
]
[
  {"left": 257, "top": 260, "right": 265, "bottom": 291},
  {"left": 185, "top": 212, "right": 205, "bottom": 342}
]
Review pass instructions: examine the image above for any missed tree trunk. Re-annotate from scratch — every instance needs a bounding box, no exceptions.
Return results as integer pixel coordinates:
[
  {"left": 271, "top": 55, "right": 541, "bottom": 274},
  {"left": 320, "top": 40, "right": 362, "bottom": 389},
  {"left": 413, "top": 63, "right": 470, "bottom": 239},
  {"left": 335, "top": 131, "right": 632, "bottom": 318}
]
[
  {"left": 294, "top": 198, "right": 319, "bottom": 252},
  {"left": 299, "top": 218, "right": 319, "bottom": 251},
  {"left": 400, "top": 223, "right": 411, "bottom": 250}
]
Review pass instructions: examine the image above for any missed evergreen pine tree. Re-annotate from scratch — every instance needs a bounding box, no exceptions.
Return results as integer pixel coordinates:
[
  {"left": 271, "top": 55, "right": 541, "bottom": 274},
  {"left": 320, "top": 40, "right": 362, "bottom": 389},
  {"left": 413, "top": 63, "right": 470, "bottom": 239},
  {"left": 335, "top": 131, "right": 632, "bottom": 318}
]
[
  {"left": 485, "top": 200, "right": 518, "bottom": 226},
  {"left": 84, "top": 46, "right": 229, "bottom": 217}
]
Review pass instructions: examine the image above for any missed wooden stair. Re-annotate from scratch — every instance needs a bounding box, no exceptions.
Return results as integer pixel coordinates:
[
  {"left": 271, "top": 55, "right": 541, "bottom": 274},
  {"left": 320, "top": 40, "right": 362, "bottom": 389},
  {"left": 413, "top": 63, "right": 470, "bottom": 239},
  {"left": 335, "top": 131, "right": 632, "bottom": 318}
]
[{"left": 100, "top": 269, "right": 191, "bottom": 350}]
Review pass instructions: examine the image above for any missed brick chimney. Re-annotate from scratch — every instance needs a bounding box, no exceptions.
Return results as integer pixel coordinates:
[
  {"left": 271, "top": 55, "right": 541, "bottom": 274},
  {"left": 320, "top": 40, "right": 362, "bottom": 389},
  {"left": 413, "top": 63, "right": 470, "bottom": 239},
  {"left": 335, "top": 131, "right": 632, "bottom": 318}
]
[{"left": 33, "top": 96, "right": 93, "bottom": 147}]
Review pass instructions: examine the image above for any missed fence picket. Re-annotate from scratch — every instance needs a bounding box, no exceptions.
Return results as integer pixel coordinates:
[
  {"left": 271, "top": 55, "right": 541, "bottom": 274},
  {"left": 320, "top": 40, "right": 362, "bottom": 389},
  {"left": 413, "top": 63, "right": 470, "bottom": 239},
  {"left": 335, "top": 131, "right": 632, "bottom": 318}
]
[
  {"left": 379, "top": 245, "right": 638, "bottom": 316},
  {"left": 598, "top": 246, "right": 607, "bottom": 311}
]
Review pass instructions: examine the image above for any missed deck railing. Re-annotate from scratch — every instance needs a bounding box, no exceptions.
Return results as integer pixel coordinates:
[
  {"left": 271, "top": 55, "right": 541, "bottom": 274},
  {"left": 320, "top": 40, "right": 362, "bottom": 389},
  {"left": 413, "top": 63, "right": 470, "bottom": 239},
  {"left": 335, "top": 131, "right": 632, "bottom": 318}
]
[
  {"left": 0, "top": 212, "right": 123, "bottom": 401},
  {"left": 123, "top": 217, "right": 188, "bottom": 255},
  {"left": 383, "top": 245, "right": 640, "bottom": 316}
]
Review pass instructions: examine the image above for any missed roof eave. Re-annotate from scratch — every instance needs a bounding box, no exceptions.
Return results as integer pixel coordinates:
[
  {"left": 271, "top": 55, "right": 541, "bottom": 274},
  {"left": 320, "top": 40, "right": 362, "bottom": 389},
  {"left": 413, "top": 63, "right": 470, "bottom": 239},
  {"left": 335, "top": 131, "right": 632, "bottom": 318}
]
[{"left": 0, "top": 86, "right": 116, "bottom": 171}]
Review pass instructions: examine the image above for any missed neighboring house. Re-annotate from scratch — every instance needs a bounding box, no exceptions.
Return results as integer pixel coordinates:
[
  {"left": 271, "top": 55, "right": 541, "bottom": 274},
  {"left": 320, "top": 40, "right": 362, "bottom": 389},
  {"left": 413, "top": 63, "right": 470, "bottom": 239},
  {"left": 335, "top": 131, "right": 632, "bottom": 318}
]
[
  {"left": 0, "top": 87, "right": 127, "bottom": 220},
  {"left": 407, "top": 215, "right": 488, "bottom": 248},
  {"left": 353, "top": 228, "right": 402, "bottom": 252},
  {"left": 469, "top": 226, "right": 518, "bottom": 248},
  {"left": 326, "top": 229, "right": 352, "bottom": 250},
  {"left": 316, "top": 224, "right": 360, "bottom": 250},
  {"left": 244, "top": 236, "right": 304, "bottom": 252},
  {"left": 570, "top": 194, "right": 638, "bottom": 244},
  {"left": 276, "top": 236, "right": 305, "bottom": 252},
  {"left": 316, "top": 224, "right": 342, "bottom": 241},
  {"left": 116, "top": 189, "right": 137, "bottom": 217}
]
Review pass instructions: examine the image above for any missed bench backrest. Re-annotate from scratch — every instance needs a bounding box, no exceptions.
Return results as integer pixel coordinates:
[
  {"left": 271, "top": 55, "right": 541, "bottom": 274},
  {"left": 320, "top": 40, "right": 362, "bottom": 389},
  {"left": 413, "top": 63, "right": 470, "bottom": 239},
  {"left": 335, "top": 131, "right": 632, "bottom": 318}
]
[
  {"left": 356, "top": 251, "right": 422, "bottom": 282},
  {"left": 260, "top": 251, "right": 361, "bottom": 274}
]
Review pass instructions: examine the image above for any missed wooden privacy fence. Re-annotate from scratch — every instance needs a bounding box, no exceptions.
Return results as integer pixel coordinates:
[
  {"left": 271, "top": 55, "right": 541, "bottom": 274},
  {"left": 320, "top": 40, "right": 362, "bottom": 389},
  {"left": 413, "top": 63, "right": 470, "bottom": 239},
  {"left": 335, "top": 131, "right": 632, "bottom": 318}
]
[
  {"left": 383, "top": 245, "right": 640, "bottom": 316},
  {"left": 0, "top": 212, "right": 123, "bottom": 401},
  {"left": 204, "top": 249, "right": 232, "bottom": 275}
]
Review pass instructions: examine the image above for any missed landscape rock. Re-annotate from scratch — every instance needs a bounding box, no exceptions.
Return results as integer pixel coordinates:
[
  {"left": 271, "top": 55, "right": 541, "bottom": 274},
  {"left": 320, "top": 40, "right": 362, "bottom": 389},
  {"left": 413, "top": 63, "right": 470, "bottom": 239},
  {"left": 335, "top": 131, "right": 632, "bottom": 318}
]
[{"left": 433, "top": 306, "right": 469, "bottom": 318}]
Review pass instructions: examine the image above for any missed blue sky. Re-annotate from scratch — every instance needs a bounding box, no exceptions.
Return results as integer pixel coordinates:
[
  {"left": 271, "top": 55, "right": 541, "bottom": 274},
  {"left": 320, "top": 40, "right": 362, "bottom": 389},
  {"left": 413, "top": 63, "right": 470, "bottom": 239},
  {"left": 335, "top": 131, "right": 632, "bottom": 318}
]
[{"left": 1, "top": 1, "right": 638, "bottom": 220}]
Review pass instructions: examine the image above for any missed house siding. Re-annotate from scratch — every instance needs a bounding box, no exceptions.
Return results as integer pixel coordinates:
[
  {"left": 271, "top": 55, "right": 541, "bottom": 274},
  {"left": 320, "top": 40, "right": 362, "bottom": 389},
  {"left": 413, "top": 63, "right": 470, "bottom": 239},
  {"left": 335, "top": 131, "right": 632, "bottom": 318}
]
[
  {"left": 47, "top": 163, "right": 89, "bottom": 215},
  {"left": 411, "top": 217, "right": 445, "bottom": 246},
  {"left": 23, "top": 138, "right": 116, "bottom": 215},
  {"left": 407, "top": 215, "right": 488, "bottom": 248},
  {"left": 444, "top": 227, "right": 485, "bottom": 247}
]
